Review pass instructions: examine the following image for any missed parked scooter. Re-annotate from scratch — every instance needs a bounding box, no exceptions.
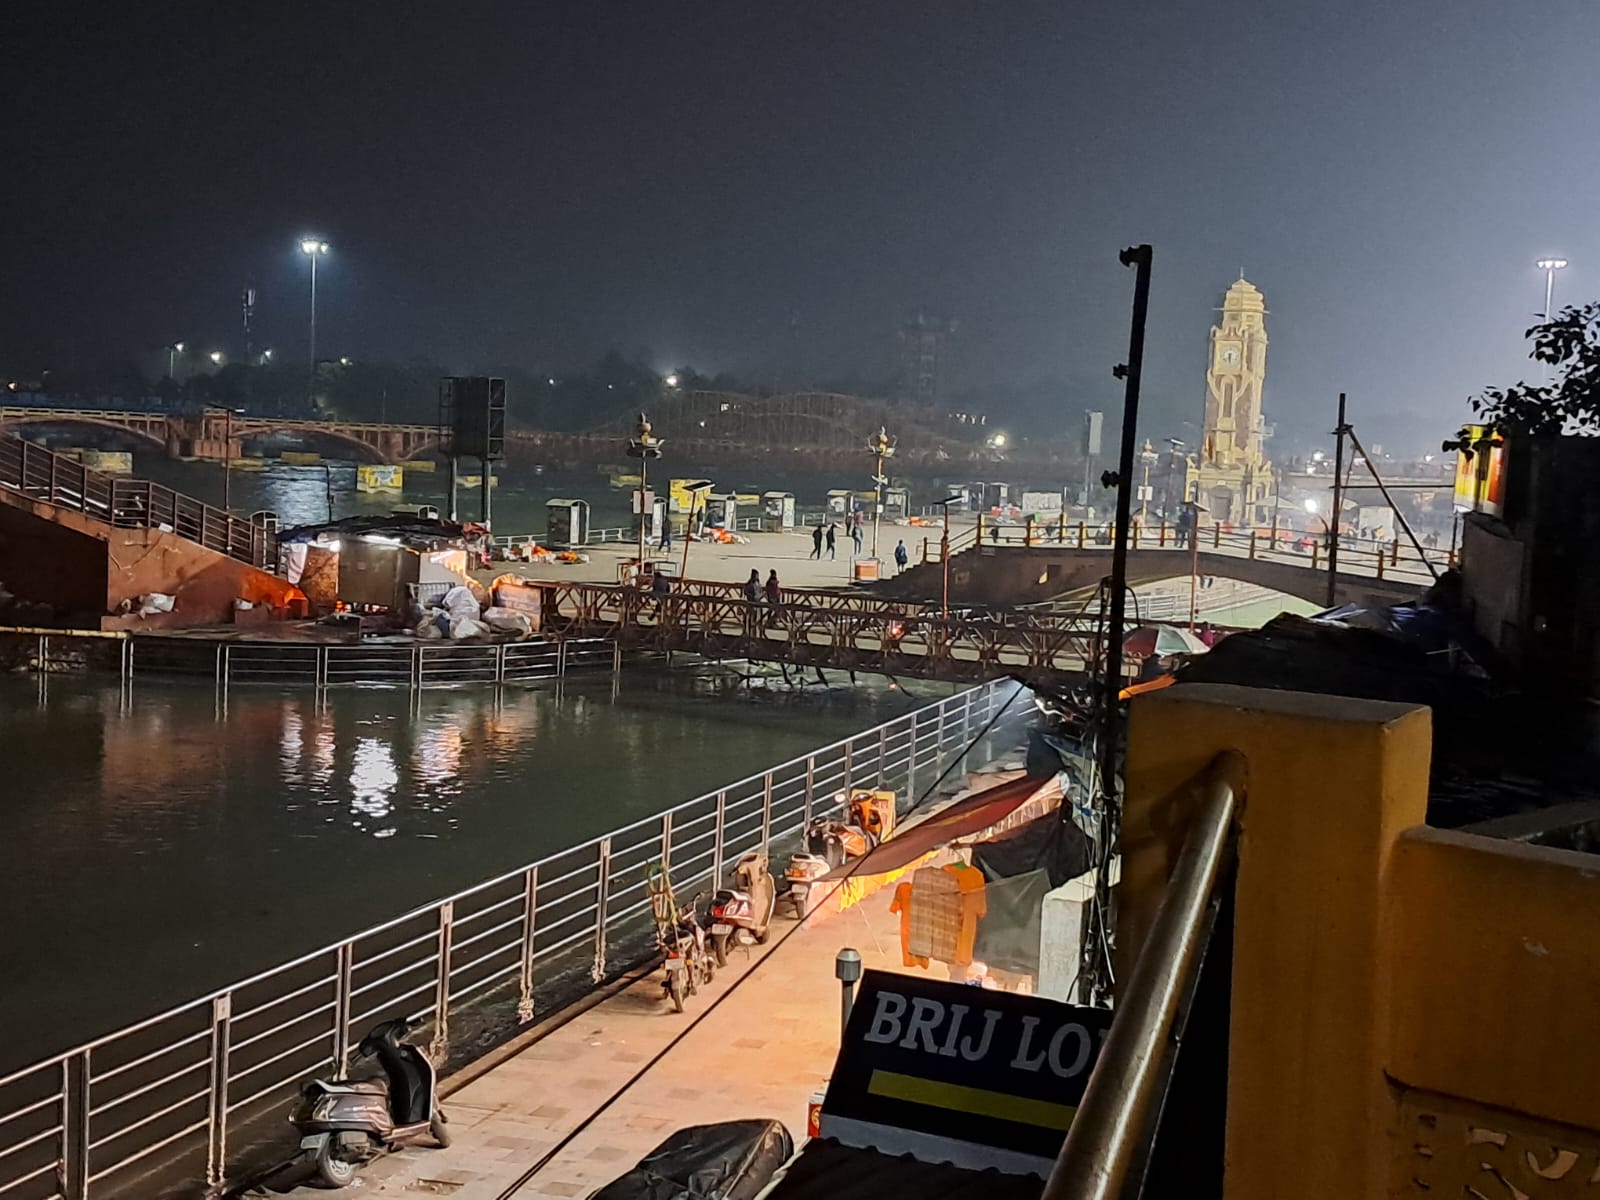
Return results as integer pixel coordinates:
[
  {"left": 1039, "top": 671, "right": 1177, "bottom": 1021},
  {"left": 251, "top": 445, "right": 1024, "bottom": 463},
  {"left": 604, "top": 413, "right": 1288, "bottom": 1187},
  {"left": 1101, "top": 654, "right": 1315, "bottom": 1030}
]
[
  {"left": 650, "top": 866, "right": 716, "bottom": 1012},
  {"left": 287, "top": 1017, "right": 449, "bottom": 1188},
  {"left": 709, "top": 852, "right": 776, "bottom": 966}
]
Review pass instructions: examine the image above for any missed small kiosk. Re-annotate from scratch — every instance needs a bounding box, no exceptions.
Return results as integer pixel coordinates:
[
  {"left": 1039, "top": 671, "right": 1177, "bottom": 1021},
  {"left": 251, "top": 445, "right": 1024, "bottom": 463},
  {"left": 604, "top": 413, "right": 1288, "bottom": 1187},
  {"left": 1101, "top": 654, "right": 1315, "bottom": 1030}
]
[
  {"left": 546, "top": 498, "right": 590, "bottom": 549},
  {"left": 703, "top": 494, "right": 738, "bottom": 530},
  {"left": 762, "top": 491, "right": 796, "bottom": 531},
  {"left": 825, "top": 489, "right": 852, "bottom": 518},
  {"left": 882, "top": 486, "right": 909, "bottom": 522}
]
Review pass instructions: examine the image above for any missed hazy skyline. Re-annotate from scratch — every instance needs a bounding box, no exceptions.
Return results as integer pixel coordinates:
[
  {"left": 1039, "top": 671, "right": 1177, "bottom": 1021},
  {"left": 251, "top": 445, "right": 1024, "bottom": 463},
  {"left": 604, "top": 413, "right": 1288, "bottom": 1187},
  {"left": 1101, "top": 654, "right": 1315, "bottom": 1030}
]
[{"left": 4, "top": 1, "right": 1595, "bottom": 452}]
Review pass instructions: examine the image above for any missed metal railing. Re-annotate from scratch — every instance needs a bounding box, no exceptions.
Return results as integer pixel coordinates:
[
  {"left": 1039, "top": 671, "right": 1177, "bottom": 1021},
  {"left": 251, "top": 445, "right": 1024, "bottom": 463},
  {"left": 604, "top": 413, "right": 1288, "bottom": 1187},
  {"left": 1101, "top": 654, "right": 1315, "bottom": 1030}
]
[
  {"left": 538, "top": 581, "right": 1108, "bottom": 681},
  {"left": 917, "top": 516, "right": 1451, "bottom": 583},
  {"left": 491, "top": 516, "right": 768, "bottom": 552},
  {"left": 1042, "top": 754, "right": 1240, "bottom": 1200},
  {"left": 0, "top": 680, "right": 1026, "bottom": 1200},
  {"left": 0, "top": 433, "right": 276, "bottom": 572}
]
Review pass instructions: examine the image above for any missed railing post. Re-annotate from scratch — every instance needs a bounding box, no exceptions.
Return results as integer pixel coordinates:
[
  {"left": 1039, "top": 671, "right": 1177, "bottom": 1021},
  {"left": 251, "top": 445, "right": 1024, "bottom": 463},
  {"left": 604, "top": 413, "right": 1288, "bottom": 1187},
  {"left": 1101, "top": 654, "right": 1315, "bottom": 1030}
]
[
  {"left": 712, "top": 792, "right": 727, "bottom": 885},
  {"left": 877, "top": 725, "right": 888, "bottom": 785},
  {"left": 906, "top": 711, "right": 919, "bottom": 798},
  {"left": 803, "top": 755, "right": 815, "bottom": 825},
  {"left": 1213, "top": 522, "right": 1221, "bottom": 548},
  {"left": 204, "top": 993, "right": 232, "bottom": 1187},
  {"left": 411, "top": 644, "right": 422, "bottom": 690},
  {"left": 516, "top": 866, "right": 539, "bottom": 1022},
  {"left": 761, "top": 772, "right": 773, "bottom": 851},
  {"left": 1376, "top": 550, "right": 1385, "bottom": 580},
  {"left": 495, "top": 642, "right": 506, "bottom": 683},
  {"left": 1159, "top": 520, "right": 1168, "bottom": 547},
  {"left": 1311, "top": 541, "right": 1321, "bottom": 571},
  {"left": 1249, "top": 531, "right": 1257, "bottom": 560},
  {"left": 63, "top": 1049, "right": 90, "bottom": 1200},
  {"left": 1390, "top": 538, "right": 1400, "bottom": 566},
  {"left": 332, "top": 942, "right": 354, "bottom": 1073},
  {"left": 591, "top": 838, "right": 612, "bottom": 981},
  {"left": 1077, "top": 521, "right": 1086, "bottom": 549},
  {"left": 557, "top": 638, "right": 568, "bottom": 678},
  {"left": 430, "top": 901, "right": 454, "bottom": 1062},
  {"left": 842, "top": 742, "right": 853, "bottom": 795}
]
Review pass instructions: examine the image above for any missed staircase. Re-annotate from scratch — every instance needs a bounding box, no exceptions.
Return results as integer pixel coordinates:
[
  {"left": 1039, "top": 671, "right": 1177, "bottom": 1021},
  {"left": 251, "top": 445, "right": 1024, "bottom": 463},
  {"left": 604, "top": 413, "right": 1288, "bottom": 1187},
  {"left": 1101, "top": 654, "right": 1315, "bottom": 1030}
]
[{"left": 0, "top": 431, "right": 277, "bottom": 570}]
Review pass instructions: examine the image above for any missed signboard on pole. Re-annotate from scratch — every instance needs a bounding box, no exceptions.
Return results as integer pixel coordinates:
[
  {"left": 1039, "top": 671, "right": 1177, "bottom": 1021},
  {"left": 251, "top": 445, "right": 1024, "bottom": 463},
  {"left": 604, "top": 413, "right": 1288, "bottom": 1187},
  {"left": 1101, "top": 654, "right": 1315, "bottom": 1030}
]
[
  {"left": 820, "top": 970, "right": 1112, "bottom": 1177},
  {"left": 1452, "top": 425, "right": 1506, "bottom": 517},
  {"left": 1083, "top": 411, "right": 1104, "bottom": 458}
]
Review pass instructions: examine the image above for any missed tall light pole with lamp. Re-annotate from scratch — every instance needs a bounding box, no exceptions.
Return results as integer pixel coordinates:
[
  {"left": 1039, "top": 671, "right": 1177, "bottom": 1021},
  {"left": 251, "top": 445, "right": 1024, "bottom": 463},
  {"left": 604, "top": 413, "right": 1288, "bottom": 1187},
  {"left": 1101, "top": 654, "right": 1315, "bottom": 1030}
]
[
  {"left": 1137, "top": 438, "right": 1158, "bottom": 525},
  {"left": 628, "top": 413, "right": 663, "bottom": 584},
  {"left": 300, "top": 238, "right": 330, "bottom": 404},
  {"left": 1537, "top": 257, "right": 1569, "bottom": 321},
  {"left": 167, "top": 342, "right": 185, "bottom": 380},
  {"left": 1536, "top": 257, "right": 1569, "bottom": 383},
  {"left": 867, "top": 426, "right": 895, "bottom": 562}
]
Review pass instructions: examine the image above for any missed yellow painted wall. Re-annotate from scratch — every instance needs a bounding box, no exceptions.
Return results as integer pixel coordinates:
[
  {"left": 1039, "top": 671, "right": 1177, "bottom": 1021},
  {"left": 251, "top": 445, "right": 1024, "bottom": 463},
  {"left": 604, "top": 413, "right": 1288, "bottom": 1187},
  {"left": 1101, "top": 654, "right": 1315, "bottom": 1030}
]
[{"left": 1122, "top": 683, "right": 1431, "bottom": 1200}]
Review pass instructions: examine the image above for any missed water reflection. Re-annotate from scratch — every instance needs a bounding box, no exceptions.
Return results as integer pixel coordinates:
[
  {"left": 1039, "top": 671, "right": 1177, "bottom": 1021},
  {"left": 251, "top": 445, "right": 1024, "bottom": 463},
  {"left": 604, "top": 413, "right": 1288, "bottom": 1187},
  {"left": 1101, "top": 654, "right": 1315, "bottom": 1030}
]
[{"left": 1, "top": 669, "right": 935, "bottom": 1068}]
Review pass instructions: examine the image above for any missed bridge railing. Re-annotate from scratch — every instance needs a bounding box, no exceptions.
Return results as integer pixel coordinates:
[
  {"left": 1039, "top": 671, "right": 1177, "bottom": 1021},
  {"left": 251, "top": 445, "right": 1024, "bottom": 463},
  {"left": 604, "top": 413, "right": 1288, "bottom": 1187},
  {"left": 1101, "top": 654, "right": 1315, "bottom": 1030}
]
[
  {"left": 537, "top": 581, "right": 1109, "bottom": 680},
  {"left": 0, "top": 680, "right": 1025, "bottom": 1200},
  {"left": 0, "top": 434, "right": 277, "bottom": 572},
  {"left": 918, "top": 515, "right": 1454, "bottom": 582}
]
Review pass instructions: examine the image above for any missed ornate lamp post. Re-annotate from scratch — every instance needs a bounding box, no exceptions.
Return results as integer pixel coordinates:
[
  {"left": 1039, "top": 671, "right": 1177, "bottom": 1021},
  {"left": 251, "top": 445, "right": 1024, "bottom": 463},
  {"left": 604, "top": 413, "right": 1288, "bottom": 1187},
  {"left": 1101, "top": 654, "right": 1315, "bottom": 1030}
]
[
  {"left": 628, "top": 412, "right": 663, "bottom": 580},
  {"left": 867, "top": 426, "right": 895, "bottom": 560}
]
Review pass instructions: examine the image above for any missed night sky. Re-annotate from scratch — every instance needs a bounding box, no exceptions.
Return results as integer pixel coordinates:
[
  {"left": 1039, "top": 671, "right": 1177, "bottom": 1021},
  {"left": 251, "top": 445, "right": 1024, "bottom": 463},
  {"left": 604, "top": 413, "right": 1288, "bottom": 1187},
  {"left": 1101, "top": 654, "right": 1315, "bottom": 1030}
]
[{"left": 4, "top": 1, "right": 1596, "bottom": 450}]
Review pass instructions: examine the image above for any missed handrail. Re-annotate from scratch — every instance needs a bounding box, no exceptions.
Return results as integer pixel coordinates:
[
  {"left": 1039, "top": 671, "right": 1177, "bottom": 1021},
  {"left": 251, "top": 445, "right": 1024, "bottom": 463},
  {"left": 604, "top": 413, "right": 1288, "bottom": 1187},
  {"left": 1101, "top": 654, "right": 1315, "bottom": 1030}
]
[
  {"left": 0, "top": 431, "right": 277, "bottom": 571},
  {"left": 1042, "top": 753, "right": 1241, "bottom": 1200}
]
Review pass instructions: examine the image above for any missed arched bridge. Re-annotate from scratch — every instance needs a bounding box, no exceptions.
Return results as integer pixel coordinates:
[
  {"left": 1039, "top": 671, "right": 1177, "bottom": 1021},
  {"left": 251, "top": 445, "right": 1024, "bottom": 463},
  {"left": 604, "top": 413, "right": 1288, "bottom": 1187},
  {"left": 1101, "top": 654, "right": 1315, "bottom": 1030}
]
[
  {"left": 886, "top": 520, "right": 1448, "bottom": 609},
  {"left": 0, "top": 407, "right": 440, "bottom": 464}
]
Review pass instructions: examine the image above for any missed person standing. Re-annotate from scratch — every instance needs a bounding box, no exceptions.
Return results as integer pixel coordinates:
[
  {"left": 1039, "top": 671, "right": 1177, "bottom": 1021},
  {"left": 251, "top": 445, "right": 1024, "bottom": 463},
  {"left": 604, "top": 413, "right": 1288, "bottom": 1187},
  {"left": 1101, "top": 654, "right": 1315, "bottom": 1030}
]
[
  {"left": 742, "top": 569, "right": 761, "bottom": 602},
  {"left": 764, "top": 569, "right": 782, "bottom": 607},
  {"left": 811, "top": 523, "right": 824, "bottom": 560},
  {"left": 851, "top": 519, "right": 863, "bottom": 558},
  {"left": 659, "top": 515, "right": 673, "bottom": 552},
  {"left": 894, "top": 539, "right": 908, "bottom": 575},
  {"left": 825, "top": 523, "right": 837, "bottom": 560}
]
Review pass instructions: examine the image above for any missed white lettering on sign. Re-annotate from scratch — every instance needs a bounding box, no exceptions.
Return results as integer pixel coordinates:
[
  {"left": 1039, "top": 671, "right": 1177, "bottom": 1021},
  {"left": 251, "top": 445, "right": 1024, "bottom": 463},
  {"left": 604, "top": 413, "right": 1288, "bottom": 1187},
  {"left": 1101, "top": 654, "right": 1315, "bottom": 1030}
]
[
  {"left": 864, "top": 990, "right": 907, "bottom": 1044},
  {"left": 900, "top": 998, "right": 945, "bottom": 1053},
  {"left": 1011, "top": 1017, "right": 1095, "bottom": 1078},
  {"left": 859, "top": 989, "right": 1089, "bottom": 1076}
]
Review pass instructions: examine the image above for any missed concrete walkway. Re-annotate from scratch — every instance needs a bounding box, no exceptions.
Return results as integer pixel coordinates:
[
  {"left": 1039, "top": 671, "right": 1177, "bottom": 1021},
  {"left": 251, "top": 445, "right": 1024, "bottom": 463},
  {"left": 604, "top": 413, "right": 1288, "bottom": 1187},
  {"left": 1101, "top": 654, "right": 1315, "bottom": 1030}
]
[{"left": 340, "top": 884, "right": 917, "bottom": 1200}]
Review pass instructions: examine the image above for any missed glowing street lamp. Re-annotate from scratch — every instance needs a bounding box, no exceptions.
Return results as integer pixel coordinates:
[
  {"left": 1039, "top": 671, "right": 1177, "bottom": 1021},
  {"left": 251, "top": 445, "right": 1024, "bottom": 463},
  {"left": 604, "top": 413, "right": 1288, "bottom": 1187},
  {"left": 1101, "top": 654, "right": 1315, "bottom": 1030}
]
[
  {"left": 1536, "top": 257, "right": 1569, "bottom": 321},
  {"left": 167, "top": 342, "right": 185, "bottom": 378},
  {"left": 300, "top": 237, "right": 330, "bottom": 401},
  {"left": 208, "top": 350, "right": 225, "bottom": 366},
  {"left": 665, "top": 373, "right": 680, "bottom": 389}
]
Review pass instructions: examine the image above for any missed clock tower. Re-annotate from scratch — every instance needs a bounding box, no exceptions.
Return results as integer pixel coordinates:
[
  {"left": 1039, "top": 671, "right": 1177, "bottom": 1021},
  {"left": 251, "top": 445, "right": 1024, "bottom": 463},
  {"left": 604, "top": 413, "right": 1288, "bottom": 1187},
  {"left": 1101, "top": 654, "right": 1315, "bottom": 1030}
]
[{"left": 1186, "top": 277, "right": 1275, "bottom": 525}]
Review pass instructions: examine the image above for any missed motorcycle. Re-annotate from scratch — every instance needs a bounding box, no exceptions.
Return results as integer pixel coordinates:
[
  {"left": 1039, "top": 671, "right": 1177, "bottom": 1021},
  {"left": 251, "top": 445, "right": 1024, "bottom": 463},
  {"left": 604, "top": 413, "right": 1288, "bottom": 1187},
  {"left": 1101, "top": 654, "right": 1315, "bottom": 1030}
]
[
  {"left": 650, "top": 866, "right": 716, "bottom": 1012},
  {"left": 287, "top": 1016, "right": 448, "bottom": 1188},
  {"left": 709, "top": 852, "right": 776, "bottom": 966}
]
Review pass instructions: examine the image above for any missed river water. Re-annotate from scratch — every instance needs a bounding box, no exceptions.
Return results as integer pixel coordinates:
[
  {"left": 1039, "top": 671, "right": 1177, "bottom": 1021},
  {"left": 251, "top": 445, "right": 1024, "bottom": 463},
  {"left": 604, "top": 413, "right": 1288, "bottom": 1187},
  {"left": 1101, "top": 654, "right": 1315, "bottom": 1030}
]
[{"left": 0, "top": 668, "right": 944, "bottom": 1071}]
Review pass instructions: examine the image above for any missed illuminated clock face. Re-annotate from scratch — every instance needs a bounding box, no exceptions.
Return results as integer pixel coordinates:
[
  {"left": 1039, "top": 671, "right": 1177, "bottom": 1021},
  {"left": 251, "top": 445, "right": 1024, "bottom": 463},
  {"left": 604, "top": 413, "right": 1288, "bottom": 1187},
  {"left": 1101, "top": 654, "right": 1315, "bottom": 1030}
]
[{"left": 1218, "top": 345, "right": 1240, "bottom": 367}]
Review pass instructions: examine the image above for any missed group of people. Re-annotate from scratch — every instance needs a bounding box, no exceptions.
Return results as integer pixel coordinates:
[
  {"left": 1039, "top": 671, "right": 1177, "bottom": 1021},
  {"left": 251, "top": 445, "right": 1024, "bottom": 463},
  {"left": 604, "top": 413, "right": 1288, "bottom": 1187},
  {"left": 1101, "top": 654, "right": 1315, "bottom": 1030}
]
[
  {"left": 809, "top": 518, "right": 864, "bottom": 560},
  {"left": 740, "top": 569, "right": 785, "bottom": 605},
  {"left": 808, "top": 517, "right": 911, "bottom": 574}
]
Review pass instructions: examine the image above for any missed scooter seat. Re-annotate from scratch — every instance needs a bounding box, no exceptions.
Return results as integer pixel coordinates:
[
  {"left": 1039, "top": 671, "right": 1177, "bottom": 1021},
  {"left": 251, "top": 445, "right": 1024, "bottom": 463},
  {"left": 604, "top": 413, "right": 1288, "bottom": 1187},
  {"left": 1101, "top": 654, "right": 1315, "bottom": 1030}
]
[{"left": 308, "top": 1077, "right": 389, "bottom": 1097}]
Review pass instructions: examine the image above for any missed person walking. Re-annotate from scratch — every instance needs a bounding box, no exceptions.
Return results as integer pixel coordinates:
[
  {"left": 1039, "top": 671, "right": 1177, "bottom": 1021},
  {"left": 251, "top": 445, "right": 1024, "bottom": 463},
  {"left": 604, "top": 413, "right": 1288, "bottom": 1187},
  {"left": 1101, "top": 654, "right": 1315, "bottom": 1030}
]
[
  {"left": 894, "top": 539, "right": 908, "bottom": 575},
  {"left": 825, "top": 523, "right": 837, "bottom": 560},
  {"left": 764, "top": 569, "right": 782, "bottom": 607},
  {"left": 851, "top": 519, "right": 863, "bottom": 558},
  {"left": 659, "top": 515, "right": 673, "bottom": 552},
  {"left": 742, "top": 569, "right": 761, "bottom": 602},
  {"left": 811, "top": 523, "right": 824, "bottom": 560}
]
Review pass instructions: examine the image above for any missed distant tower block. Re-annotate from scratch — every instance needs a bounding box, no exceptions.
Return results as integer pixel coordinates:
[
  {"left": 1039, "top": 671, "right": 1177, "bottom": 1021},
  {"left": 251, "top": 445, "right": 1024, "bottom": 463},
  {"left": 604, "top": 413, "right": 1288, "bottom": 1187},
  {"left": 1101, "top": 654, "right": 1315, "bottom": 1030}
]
[
  {"left": 1186, "top": 277, "right": 1276, "bottom": 526},
  {"left": 896, "top": 309, "right": 957, "bottom": 407}
]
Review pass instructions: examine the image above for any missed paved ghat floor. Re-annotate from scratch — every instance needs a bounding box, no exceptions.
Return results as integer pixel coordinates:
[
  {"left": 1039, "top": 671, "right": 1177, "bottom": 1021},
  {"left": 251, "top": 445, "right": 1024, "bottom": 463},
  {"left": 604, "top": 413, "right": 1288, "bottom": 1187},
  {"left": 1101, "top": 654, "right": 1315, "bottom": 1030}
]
[{"left": 339, "top": 886, "right": 914, "bottom": 1200}]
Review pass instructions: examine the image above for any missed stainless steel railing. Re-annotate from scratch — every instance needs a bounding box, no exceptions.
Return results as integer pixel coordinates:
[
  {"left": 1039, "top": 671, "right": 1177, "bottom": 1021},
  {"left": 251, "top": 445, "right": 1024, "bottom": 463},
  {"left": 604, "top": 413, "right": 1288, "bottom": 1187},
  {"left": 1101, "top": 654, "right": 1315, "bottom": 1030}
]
[
  {"left": 1041, "top": 753, "right": 1241, "bottom": 1200},
  {"left": 0, "top": 679, "right": 1025, "bottom": 1200}
]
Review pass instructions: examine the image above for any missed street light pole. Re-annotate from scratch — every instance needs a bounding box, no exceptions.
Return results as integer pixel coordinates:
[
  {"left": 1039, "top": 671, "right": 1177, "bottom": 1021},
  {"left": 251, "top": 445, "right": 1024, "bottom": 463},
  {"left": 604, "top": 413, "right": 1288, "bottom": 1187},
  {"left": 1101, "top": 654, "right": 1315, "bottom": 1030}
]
[
  {"left": 168, "top": 342, "right": 184, "bottom": 380},
  {"left": 867, "top": 426, "right": 894, "bottom": 561},
  {"left": 300, "top": 238, "right": 330, "bottom": 406},
  {"left": 1536, "top": 258, "right": 1568, "bottom": 384}
]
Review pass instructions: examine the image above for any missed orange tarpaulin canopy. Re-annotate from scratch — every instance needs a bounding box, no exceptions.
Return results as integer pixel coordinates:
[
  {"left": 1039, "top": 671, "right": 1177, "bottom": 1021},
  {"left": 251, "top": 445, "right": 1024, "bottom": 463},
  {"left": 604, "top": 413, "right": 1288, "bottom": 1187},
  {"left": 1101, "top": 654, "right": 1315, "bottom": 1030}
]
[{"left": 820, "top": 774, "right": 1057, "bottom": 881}]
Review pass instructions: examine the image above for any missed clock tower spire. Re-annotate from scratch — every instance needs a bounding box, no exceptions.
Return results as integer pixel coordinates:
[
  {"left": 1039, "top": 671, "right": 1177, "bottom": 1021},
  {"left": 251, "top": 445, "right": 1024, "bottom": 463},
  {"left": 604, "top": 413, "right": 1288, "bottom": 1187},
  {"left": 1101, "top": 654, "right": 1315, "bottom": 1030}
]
[{"left": 1186, "top": 277, "right": 1275, "bottom": 526}]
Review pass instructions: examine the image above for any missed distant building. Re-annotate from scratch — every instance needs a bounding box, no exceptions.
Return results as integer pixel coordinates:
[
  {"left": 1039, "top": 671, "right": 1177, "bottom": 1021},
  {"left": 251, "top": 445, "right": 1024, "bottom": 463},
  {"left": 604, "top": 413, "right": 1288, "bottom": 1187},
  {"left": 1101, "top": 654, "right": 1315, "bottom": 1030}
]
[
  {"left": 1185, "top": 277, "right": 1276, "bottom": 526},
  {"left": 896, "top": 309, "right": 956, "bottom": 407}
]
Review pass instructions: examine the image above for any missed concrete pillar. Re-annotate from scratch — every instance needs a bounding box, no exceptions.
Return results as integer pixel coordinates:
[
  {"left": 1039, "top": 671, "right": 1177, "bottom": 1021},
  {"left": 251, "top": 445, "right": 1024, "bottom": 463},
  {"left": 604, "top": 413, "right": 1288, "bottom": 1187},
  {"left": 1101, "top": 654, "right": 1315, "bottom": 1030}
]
[{"left": 1119, "top": 683, "right": 1431, "bottom": 1200}]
